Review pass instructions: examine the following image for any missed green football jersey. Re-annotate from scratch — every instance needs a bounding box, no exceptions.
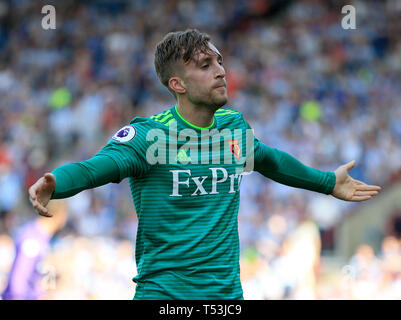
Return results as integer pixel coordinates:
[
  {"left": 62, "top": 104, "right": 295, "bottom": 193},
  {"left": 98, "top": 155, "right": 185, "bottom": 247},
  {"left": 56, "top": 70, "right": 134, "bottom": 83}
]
[
  {"left": 96, "top": 105, "right": 254, "bottom": 299},
  {"left": 51, "top": 104, "right": 336, "bottom": 300}
]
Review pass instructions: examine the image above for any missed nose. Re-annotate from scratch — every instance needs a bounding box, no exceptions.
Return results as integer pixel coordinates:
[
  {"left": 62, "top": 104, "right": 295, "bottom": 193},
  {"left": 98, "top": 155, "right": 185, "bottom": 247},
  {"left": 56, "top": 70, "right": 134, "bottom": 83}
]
[{"left": 215, "top": 62, "right": 225, "bottom": 79}]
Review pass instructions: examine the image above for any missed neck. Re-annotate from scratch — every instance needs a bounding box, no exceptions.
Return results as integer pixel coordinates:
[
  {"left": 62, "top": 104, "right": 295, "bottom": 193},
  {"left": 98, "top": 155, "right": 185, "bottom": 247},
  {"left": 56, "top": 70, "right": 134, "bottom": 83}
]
[{"left": 176, "top": 99, "right": 217, "bottom": 128}]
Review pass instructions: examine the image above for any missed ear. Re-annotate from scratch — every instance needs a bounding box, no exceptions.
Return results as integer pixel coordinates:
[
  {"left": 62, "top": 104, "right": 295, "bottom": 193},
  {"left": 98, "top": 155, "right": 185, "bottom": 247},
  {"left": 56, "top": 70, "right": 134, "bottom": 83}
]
[{"left": 168, "top": 77, "right": 186, "bottom": 95}]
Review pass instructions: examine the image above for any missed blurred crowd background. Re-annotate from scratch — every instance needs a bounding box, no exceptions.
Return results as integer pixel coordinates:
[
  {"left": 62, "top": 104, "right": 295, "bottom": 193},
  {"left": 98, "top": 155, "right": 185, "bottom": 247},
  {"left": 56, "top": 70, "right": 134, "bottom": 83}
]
[{"left": 0, "top": 0, "right": 401, "bottom": 299}]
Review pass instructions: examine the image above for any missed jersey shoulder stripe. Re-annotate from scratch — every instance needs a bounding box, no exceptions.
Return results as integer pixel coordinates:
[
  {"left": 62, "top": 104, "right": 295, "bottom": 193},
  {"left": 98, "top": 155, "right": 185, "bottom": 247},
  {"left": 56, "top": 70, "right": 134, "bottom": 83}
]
[
  {"left": 215, "top": 108, "right": 240, "bottom": 116},
  {"left": 132, "top": 107, "right": 242, "bottom": 129},
  {"left": 214, "top": 108, "right": 243, "bottom": 127},
  {"left": 149, "top": 109, "right": 177, "bottom": 127},
  {"left": 150, "top": 109, "right": 170, "bottom": 120},
  {"left": 129, "top": 116, "right": 152, "bottom": 125},
  {"left": 127, "top": 116, "right": 163, "bottom": 133}
]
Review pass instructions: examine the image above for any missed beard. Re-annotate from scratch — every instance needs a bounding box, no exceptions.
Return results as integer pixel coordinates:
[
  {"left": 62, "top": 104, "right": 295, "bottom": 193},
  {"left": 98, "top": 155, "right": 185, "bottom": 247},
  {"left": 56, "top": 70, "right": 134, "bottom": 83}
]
[{"left": 186, "top": 86, "right": 228, "bottom": 111}]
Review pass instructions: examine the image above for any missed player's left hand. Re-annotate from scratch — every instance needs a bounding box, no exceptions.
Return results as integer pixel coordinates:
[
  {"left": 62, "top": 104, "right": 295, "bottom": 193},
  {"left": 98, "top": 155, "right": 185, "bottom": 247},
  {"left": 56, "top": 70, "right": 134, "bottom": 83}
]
[{"left": 331, "top": 160, "right": 381, "bottom": 202}]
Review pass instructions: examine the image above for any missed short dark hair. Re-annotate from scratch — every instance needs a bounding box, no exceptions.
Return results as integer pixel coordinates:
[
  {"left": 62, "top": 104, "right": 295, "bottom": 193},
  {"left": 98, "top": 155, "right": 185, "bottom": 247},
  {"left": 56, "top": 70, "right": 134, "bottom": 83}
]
[{"left": 154, "top": 29, "right": 211, "bottom": 98}]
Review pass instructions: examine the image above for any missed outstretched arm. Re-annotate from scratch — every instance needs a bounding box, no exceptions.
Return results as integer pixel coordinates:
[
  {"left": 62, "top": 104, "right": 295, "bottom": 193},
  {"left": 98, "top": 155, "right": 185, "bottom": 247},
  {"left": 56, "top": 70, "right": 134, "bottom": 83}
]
[
  {"left": 254, "top": 143, "right": 381, "bottom": 201},
  {"left": 241, "top": 114, "right": 381, "bottom": 201},
  {"left": 254, "top": 143, "right": 336, "bottom": 194},
  {"left": 28, "top": 122, "right": 152, "bottom": 218},
  {"left": 28, "top": 154, "right": 120, "bottom": 217}
]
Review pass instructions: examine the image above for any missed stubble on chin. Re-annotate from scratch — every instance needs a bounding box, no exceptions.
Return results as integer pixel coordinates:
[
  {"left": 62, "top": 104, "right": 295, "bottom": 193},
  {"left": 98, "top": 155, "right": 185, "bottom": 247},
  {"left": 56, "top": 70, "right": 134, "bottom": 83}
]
[
  {"left": 186, "top": 86, "right": 228, "bottom": 111},
  {"left": 212, "top": 91, "right": 228, "bottom": 109}
]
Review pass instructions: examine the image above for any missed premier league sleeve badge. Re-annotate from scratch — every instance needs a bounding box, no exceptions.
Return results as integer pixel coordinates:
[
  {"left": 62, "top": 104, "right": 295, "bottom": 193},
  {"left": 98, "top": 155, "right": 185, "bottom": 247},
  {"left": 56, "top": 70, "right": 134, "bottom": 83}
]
[{"left": 112, "top": 125, "right": 137, "bottom": 143}]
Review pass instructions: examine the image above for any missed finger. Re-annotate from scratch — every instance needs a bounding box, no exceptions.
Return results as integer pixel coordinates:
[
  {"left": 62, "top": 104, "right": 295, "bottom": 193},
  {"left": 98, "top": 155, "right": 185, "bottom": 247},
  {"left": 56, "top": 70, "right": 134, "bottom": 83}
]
[
  {"left": 29, "top": 188, "right": 36, "bottom": 201},
  {"left": 32, "top": 201, "right": 52, "bottom": 217},
  {"left": 345, "top": 160, "right": 356, "bottom": 171},
  {"left": 33, "top": 202, "right": 47, "bottom": 215},
  {"left": 353, "top": 179, "right": 381, "bottom": 189},
  {"left": 40, "top": 212, "right": 53, "bottom": 218},
  {"left": 350, "top": 195, "right": 372, "bottom": 202},
  {"left": 28, "top": 183, "right": 39, "bottom": 200},
  {"left": 38, "top": 209, "right": 53, "bottom": 218},
  {"left": 29, "top": 195, "right": 37, "bottom": 207},
  {"left": 29, "top": 183, "right": 41, "bottom": 204},
  {"left": 356, "top": 185, "right": 382, "bottom": 191},
  {"left": 354, "top": 190, "right": 379, "bottom": 197}
]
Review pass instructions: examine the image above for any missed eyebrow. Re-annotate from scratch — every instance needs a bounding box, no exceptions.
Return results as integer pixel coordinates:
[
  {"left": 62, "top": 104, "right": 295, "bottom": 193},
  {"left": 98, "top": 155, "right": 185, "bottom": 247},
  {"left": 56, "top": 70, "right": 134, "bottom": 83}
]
[{"left": 198, "top": 52, "right": 223, "bottom": 64}]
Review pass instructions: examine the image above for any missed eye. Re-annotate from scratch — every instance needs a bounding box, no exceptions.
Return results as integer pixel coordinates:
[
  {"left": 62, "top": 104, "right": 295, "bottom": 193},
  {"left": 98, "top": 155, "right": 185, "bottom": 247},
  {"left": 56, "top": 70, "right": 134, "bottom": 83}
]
[{"left": 201, "top": 64, "right": 209, "bottom": 69}]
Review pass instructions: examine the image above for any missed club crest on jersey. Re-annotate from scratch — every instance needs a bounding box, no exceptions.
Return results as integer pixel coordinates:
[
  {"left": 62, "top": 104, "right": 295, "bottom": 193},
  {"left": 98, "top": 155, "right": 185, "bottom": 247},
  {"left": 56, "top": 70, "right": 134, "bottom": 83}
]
[
  {"left": 229, "top": 140, "right": 241, "bottom": 159},
  {"left": 112, "top": 125, "right": 136, "bottom": 142}
]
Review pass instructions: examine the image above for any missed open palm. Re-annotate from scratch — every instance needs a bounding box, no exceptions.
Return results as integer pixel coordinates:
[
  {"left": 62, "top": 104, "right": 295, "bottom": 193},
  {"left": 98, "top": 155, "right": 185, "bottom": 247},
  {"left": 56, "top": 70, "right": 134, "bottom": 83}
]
[
  {"left": 332, "top": 160, "right": 381, "bottom": 202},
  {"left": 28, "top": 173, "right": 56, "bottom": 217}
]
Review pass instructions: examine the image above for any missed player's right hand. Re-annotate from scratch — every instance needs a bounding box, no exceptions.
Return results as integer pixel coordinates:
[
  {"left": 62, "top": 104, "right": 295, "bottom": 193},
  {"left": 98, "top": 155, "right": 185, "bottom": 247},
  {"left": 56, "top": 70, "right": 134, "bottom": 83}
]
[{"left": 28, "top": 173, "right": 56, "bottom": 217}]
